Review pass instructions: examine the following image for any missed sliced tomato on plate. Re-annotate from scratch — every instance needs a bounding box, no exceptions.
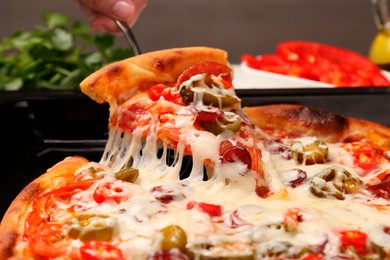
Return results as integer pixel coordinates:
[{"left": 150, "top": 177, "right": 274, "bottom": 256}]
[
  {"left": 242, "top": 54, "right": 293, "bottom": 75},
  {"left": 242, "top": 41, "right": 390, "bottom": 87},
  {"left": 277, "top": 41, "right": 390, "bottom": 86},
  {"left": 277, "top": 41, "right": 379, "bottom": 72}
]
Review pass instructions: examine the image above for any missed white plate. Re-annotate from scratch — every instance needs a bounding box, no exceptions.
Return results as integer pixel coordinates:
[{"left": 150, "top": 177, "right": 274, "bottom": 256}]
[{"left": 232, "top": 63, "right": 334, "bottom": 89}]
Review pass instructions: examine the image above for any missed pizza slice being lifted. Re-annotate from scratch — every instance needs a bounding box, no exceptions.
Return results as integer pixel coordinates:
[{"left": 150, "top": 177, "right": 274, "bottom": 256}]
[
  {"left": 80, "top": 47, "right": 273, "bottom": 195},
  {"left": 1, "top": 47, "right": 390, "bottom": 260}
]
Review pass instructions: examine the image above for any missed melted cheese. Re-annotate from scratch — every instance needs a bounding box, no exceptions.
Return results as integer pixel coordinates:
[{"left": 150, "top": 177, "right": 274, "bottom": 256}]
[{"left": 62, "top": 74, "right": 390, "bottom": 259}]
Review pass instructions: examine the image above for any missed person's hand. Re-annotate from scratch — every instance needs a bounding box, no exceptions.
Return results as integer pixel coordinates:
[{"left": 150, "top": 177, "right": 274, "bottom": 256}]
[{"left": 75, "top": 0, "right": 148, "bottom": 33}]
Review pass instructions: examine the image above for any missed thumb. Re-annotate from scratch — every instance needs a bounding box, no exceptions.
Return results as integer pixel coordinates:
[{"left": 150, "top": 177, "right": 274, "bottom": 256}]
[{"left": 81, "top": 0, "right": 136, "bottom": 24}]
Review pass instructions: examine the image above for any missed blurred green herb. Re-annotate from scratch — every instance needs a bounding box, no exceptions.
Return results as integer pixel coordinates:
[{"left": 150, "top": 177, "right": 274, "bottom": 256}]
[{"left": 0, "top": 12, "right": 133, "bottom": 90}]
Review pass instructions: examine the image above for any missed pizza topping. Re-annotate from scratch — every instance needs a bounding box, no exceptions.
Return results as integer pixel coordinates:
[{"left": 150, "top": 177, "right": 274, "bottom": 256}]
[
  {"left": 256, "top": 241, "right": 293, "bottom": 259},
  {"left": 93, "top": 181, "right": 130, "bottom": 204},
  {"left": 198, "top": 111, "right": 242, "bottom": 135},
  {"left": 160, "top": 225, "right": 188, "bottom": 252},
  {"left": 193, "top": 105, "right": 222, "bottom": 122},
  {"left": 67, "top": 214, "right": 116, "bottom": 242},
  {"left": 310, "top": 167, "right": 362, "bottom": 200},
  {"left": 290, "top": 137, "right": 328, "bottom": 165},
  {"left": 220, "top": 145, "right": 252, "bottom": 171},
  {"left": 148, "top": 251, "right": 189, "bottom": 260},
  {"left": 176, "top": 61, "right": 233, "bottom": 88},
  {"left": 342, "top": 142, "right": 382, "bottom": 172},
  {"left": 148, "top": 83, "right": 183, "bottom": 104},
  {"left": 264, "top": 139, "right": 291, "bottom": 160},
  {"left": 80, "top": 241, "right": 124, "bottom": 260},
  {"left": 178, "top": 73, "right": 240, "bottom": 109},
  {"left": 338, "top": 229, "right": 368, "bottom": 255},
  {"left": 187, "top": 201, "right": 223, "bottom": 217},
  {"left": 283, "top": 208, "right": 303, "bottom": 233},
  {"left": 280, "top": 168, "right": 307, "bottom": 188},
  {"left": 115, "top": 167, "right": 139, "bottom": 183},
  {"left": 10, "top": 48, "right": 390, "bottom": 260},
  {"left": 151, "top": 186, "right": 185, "bottom": 204},
  {"left": 367, "top": 181, "right": 390, "bottom": 199},
  {"left": 300, "top": 253, "right": 324, "bottom": 260},
  {"left": 226, "top": 204, "right": 265, "bottom": 228},
  {"left": 190, "top": 241, "right": 254, "bottom": 259}
]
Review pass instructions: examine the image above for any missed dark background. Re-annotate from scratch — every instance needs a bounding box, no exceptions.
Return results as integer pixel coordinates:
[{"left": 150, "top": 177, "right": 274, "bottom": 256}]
[
  {"left": 0, "top": 0, "right": 384, "bottom": 218},
  {"left": 0, "top": 0, "right": 379, "bottom": 63}
]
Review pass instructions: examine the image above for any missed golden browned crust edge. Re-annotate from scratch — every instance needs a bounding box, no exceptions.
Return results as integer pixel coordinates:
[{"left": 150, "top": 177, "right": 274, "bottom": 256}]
[
  {"left": 80, "top": 46, "right": 228, "bottom": 106},
  {"left": 0, "top": 156, "right": 89, "bottom": 259},
  {"left": 243, "top": 104, "right": 390, "bottom": 149}
]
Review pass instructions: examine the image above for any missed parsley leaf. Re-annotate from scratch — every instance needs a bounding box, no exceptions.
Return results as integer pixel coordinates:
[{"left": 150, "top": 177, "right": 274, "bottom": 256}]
[{"left": 0, "top": 12, "right": 134, "bottom": 90}]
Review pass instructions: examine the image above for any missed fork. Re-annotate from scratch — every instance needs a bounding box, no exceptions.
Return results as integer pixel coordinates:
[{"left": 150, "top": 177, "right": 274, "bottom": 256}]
[{"left": 115, "top": 20, "right": 141, "bottom": 56}]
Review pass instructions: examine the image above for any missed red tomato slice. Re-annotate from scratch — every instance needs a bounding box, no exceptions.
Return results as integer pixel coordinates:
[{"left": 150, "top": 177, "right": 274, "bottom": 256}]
[
  {"left": 28, "top": 223, "right": 68, "bottom": 258},
  {"left": 80, "top": 242, "right": 124, "bottom": 260},
  {"left": 277, "top": 41, "right": 390, "bottom": 87},
  {"left": 343, "top": 142, "right": 382, "bottom": 172},
  {"left": 241, "top": 54, "right": 263, "bottom": 70},
  {"left": 187, "top": 200, "right": 222, "bottom": 217},
  {"left": 243, "top": 41, "right": 390, "bottom": 87},
  {"left": 338, "top": 229, "right": 368, "bottom": 255},
  {"left": 353, "top": 148, "right": 378, "bottom": 171},
  {"left": 93, "top": 181, "right": 128, "bottom": 204},
  {"left": 148, "top": 84, "right": 183, "bottom": 104},
  {"left": 301, "top": 254, "right": 324, "bottom": 260},
  {"left": 25, "top": 179, "right": 97, "bottom": 258},
  {"left": 177, "top": 62, "right": 233, "bottom": 88},
  {"left": 277, "top": 41, "right": 380, "bottom": 72},
  {"left": 242, "top": 54, "right": 294, "bottom": 75},
  {"left": 148, "top": 84, "right": 168, "bottom": 101}
]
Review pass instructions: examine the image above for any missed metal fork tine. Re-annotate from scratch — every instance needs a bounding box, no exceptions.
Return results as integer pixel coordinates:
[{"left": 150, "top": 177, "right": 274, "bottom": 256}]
[{"left": 115, "top": 20, "right": 141, "bottom": 56}]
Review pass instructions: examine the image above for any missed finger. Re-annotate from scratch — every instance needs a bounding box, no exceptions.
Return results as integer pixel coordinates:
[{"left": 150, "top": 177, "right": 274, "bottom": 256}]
[
  {"left": 80, "top": 0, "right": 136, "bottom": 24},
  {"left": 126, "top": 0, "right": 148, "bottom": 26},
  {"left": 75, "top": 0, "right": 98, "bottom": 18},
  {"left": 90, "top": 15, "right": 122, "bottom": 34}
]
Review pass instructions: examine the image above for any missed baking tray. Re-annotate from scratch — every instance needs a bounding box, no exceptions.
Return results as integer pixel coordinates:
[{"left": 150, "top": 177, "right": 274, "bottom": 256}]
[{"left": 1, "top": 88, "right": 389, "bottom": 218}]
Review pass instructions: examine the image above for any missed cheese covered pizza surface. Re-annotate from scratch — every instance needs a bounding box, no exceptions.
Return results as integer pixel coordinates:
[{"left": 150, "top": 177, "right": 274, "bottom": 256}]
[{"left": 1, "top": 47, "right": 390, "bottom": 260}]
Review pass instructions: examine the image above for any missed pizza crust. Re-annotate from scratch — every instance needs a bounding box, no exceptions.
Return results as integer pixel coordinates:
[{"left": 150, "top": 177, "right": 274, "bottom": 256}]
[
  {"left": 243, "top": 104, "right": 390, "bottom": 149},
  {"left": 0, "top": 156, "right": 89, "bottom": 259},
  {"left": 80, "top": 47, "right": 228, "bottom": 106}
]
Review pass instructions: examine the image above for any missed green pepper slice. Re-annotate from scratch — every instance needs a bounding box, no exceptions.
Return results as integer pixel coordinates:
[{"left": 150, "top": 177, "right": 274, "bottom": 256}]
[
  {"left": 67, "top": 214, "right": 116, "bottom": 242},
  {"left": 178, "top": 74, "right": 240, "bottom": 108},
  {"left": 310, "top": 167, "right": 362, "bottom": 200},
  {"left": 291, "top": 138, "right": 328, "bottom": 165},
  {"left": 200, "top": 112, "right": 242, "bottom": 135},
  {"left": 115, "top": 167, "right": 139, "bottom": 183}
]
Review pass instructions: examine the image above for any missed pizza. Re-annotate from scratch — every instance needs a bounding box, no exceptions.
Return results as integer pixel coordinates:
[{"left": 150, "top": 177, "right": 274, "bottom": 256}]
[{"left": 1, "top": 46, "right": 390, "bottom": 260}]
